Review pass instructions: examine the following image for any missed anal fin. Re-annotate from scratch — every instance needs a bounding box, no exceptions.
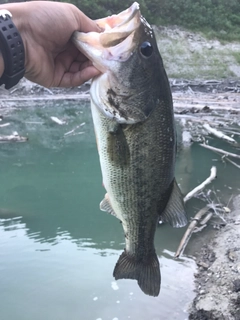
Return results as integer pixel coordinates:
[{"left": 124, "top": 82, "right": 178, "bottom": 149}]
[
  {"left": 161, "top": 179, "right": 188, "bottom": 228},
  {"left": 113, "top": 250, "right": 160, "bottom": 297}
]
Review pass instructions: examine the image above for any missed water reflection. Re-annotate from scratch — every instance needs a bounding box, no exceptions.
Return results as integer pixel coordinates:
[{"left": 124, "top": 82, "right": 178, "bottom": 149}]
[
  {"left": 0, "top": 220, "right": 195, "bottom": 320},
  {"left": 1, "top": 100, "right": 239, "bottom": 320}
]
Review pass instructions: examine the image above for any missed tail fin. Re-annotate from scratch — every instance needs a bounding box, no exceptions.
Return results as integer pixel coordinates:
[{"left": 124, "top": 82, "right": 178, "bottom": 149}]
[{"left": 113, "top": 250, "right": 160, "bottom": 297}]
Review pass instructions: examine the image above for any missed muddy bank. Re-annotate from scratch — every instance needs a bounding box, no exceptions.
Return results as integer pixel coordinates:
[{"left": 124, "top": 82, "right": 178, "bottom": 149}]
[{"left": 188, "top": 196, "right": 240, "bottom": 320}]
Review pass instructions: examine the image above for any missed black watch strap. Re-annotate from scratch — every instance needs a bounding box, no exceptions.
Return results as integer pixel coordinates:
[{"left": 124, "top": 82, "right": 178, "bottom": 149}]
[{"left": 0, "top": 9, "right": 25, "bottom": 89}]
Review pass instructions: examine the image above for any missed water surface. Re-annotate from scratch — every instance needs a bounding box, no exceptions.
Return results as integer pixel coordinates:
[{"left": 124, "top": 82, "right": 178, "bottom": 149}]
[{"left": 0, "top": 99, "right": 239, "bottom": 320}]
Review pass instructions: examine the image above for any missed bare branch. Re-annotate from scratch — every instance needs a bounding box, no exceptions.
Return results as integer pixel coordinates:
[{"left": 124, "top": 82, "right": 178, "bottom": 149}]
[
  {"left": 175, "top": 206, "right": 211, "bottom": 258},
  {"left": 184, "top": 166, "right": 217, "bottom": 202},
  {"left": 200, "top": 144, "right": 240, "bottom": 159}
]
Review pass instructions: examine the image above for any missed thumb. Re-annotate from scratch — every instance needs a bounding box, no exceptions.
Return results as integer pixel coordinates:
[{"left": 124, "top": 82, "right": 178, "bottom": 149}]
[{"left": 72, "top": 5, "right": 101, "bottom": 33}]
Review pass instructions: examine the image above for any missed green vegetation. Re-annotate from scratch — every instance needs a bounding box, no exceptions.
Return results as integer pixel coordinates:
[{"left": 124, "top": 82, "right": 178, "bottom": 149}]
[
  {"left": 153, "top": 27, "right": 240, "bottom": 79},
  {"left": 2, "top": 0, "right": 240, "bottom": 41},
  {"left": 63, "top": 0, "right": 240, "bottom": 41},
  {"left": 232, "top": 52, "right": 240, "bottom": 64}
]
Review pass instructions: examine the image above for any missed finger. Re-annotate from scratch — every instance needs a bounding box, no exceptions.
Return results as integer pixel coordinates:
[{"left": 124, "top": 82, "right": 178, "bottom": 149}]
[
  {"left": 72, "top": 6, "right": 101, "bottom": 33},
  {"left": 68, "top": 60, "right": 93, "bottom": 73},
  {"left": 59, "top": 66, "right": 101, "bottom": 87}
]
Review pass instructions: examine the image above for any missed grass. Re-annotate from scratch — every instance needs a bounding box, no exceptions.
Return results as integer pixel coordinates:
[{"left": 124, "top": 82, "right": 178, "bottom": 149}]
[
  {"left": 232, "top": 52, "right": 240, "bottom": 64},
  {"left": 154, "top": 27, "right": 240, "bottom": 79}
]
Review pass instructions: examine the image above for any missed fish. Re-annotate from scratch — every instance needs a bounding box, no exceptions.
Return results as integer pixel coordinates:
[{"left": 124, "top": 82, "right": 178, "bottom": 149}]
[{"left": 72, "top": 2, "right": 187, "bottom": 297}]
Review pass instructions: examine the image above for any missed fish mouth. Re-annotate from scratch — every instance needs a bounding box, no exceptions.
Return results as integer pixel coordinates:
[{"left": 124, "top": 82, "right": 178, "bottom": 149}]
[{"left": 72, "top": 2, "right": 141, "bottom": 72}]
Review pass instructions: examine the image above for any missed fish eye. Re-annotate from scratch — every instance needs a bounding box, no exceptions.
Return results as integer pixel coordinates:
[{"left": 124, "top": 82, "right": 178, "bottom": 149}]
[{"left": 140, "top": 41, "right": 153, "bottom": 58}]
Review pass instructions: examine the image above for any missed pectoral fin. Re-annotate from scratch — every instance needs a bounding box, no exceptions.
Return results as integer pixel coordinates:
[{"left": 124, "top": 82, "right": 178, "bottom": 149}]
[
  {"left": 100, "top": 193, "right": 117, "bottom": 217},
  {"left": 161, "top": 179, "right": 188, "bottom": 228}
]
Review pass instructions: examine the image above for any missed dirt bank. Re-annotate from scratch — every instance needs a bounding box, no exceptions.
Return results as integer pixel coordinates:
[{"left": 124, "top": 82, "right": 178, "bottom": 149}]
[{"left": 188, "top": 196, "right": 240, "bottom": 320}]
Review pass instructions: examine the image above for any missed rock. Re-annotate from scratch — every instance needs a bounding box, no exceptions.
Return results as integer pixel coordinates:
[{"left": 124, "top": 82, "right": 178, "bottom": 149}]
[
  {"left": 206, "top": 44, "right": 213, "bottom": 50},
  {"left": 197, "top": 261, "right": 210, "bottom": 269},
  {"left": 233, "top": 279, "right": 240, "bottom": 292},
  {"left": 228, "top": 250, "right": 238, "bottom": 262}
]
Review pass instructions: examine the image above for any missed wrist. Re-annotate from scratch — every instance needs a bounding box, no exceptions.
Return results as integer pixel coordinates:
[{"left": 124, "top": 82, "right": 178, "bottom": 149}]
[
  {"left": 0, "top": 52, "right": 4, "bottom": 77},
  {"left": 0, "top": 5, "right": 26, "bottom": 88}
]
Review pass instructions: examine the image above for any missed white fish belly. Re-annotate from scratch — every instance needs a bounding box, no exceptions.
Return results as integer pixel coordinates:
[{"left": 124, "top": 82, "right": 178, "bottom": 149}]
[{"left": 90, "top": 100, "right": 126, "bottom": 223}]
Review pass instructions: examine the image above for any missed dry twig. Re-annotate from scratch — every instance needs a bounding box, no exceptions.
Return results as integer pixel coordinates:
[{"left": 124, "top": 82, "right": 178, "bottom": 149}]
[
  {"left": 175, "top": 206, "right": 211, "bottom": 258},
  {"left": 184, "top": 166, "right": 217, "bottom": 202}
]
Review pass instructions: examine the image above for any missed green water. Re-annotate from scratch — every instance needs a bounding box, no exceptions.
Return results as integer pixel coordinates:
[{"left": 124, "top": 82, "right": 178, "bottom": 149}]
[{"left": 0, "top": 100, "right": 239, "bottom": 320}]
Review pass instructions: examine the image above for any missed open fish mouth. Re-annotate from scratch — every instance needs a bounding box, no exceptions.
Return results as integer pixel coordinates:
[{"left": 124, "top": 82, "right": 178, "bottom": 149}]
[{"left": 72, "top": 2, "right": 141, "bottom": 72}]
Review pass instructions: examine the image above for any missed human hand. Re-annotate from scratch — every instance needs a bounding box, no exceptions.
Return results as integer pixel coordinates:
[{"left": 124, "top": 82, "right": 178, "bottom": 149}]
[{"left": 1, "top": 1, "right": 101, "bottom": 87}]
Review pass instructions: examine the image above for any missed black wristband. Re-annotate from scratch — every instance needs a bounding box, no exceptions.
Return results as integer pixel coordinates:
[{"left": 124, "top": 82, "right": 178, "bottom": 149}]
[{"left": 0, "top": 10, "right": 25, "bottom": 89}]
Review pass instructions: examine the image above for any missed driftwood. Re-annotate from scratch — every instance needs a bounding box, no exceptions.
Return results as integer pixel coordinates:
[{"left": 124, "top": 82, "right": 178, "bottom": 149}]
[
  {"left": 184, "top": 166, "right": 217, "bottom": 202},
  {"left": 202, "top": 123, "right": 237, "bottom": 144},
  {"left": 200, "top": 144, "right": 240, "bottom": 160},
  {"left": 224, "top": 157, "right": 240, "bottom": 169},
  {"left": 175, "top": 206, "right": 212, "bottom": 258},
  {"left": 222, "top": 129, "right": 240, "bottom": 137},
  {"left": 174, "top": 102, "right": 239, "bottom": 112},
  {"left": 64, "top": 122, "right": 85, "bottom": 136},
  {"left": 175, "top": 166, "right": 218, "bottom": 257},
  {"left": 50, "top": 116, "right": 66, "bottom": 125},
  {"left": 173, "top": 90, "right": 240, "bottom": 114},
  {"left": 175, "top": 115, "right": 224, "bottom": 127},
  {"left": 0, "top": 123, "right": 10, "bottom": 128},
  {"left": 0, "top": 134, "right": 28, "bottom": 142},
  {"left": 200, "top": 212, "right": 213, "bottom": 225}
]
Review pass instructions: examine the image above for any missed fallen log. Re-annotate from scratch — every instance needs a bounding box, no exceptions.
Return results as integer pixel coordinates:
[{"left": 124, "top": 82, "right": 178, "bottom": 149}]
[{"left": 202, "top": 123, "right": 237, "bottom": 144}]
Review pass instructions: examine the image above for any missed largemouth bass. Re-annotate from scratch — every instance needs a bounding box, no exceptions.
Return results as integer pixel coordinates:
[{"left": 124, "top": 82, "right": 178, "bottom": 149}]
[{"left": 72, "top": 2, "right": 187, "bottom": 297}]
